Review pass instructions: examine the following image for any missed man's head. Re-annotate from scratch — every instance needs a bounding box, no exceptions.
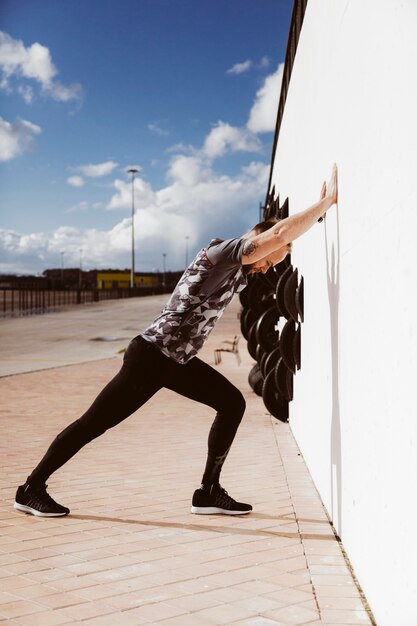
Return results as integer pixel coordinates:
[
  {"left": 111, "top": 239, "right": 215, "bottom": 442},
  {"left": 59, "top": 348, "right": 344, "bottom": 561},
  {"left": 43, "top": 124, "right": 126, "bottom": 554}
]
[{"left": 243, "top": 217, "right": 292, "bottom": 274}]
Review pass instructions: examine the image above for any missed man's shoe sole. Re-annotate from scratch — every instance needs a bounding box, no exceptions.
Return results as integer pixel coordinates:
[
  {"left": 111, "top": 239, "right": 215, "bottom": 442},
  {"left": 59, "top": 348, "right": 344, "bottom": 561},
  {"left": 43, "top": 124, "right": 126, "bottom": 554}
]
[
  {"left": 14, "top": 502, "right": 69, "bottom": 517},
  {"left": 190, "top": 505, "right": 251, "bottom": 515}
]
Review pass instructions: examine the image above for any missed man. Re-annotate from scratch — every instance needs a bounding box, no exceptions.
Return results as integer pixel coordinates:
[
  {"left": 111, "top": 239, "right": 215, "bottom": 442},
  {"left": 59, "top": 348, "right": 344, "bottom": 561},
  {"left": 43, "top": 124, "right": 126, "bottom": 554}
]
[{"left": 14, "top": 164, "right": 338, "bottom": 518}]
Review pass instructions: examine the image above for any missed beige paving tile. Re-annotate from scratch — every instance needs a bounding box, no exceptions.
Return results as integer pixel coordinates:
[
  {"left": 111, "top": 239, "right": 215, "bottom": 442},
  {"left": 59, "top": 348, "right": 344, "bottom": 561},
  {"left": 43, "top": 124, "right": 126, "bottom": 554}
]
[
  {"left": 188, "top": 586, "right": 250, "bottom": 605},
  {"left": 265, "top": 588, "right": 316, "bottom": 605},
  {"left": 15, "top": 569, "right": 71, "bottom": 585},
  {"left": 264, "top": 571, "right": 312, "bottom": 588},
  {"left": 319, "top": 596, "right": 368, "bottom": 610},
  {"left": 0, "top": 599, "right": 47, "bottom": 619},
  {"left": 307, "top": 555, "right": 347, "bottom": 566},
  {"left": 0, "top": 553, "right": 30, "bottom": 566},
  {"left": 9, "top": 609, "right": 73, "bottom": 625},
  {"left": 82, "top": 611, "right": 148, "bottom": 625},
  {"left": 196, "top": 601, "right": 259, "bottom": 624},
  {"left": 11, "top": 584, "right": 60, "bottom": 600},
  {"left": 230, "top": 595, "right": 286, "bottom": 613},
  {"left": 320, "top": 608, "right": 372, "bottom": 624},
  {"left": 310, "top": 575, "right": 356, "bottom": 587},
  {"left": 229, "top": 618, "right": 289, "bottom": 626},
  {"left": 31, "top": 591, "right": 86, "bottom": 609},
  {"left": 164, "top": 591, "right": 223, "bottom": 612},
  {"left": 0, "top": 591, "right": 21, "bottom": 605},
  {"left": 309, "top": 564, "right": 352, "bottom": 575},
  {"left": 313, "top": 586, "right": 362, "bottom": 599},
  {"left": 124, "top": 601, "right": 188, "bottom": 622},
  {"left": 231, "top": 580, "right": 284, "bottom": 596},
  {"left": 54, "top": 601, "right": 116, "bottom": 621},
  {"left": 158, "top": 613, "right": 218, "bottom": 626},
  {"left": 262, "top": 603, "right": 321, "bottom": 624}
]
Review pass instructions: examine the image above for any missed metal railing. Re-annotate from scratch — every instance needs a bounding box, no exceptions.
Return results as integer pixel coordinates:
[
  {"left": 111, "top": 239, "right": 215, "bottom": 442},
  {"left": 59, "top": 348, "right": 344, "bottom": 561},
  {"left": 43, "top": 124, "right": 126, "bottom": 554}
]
[{"left": 0, "top": 286, "right": 168, "bottom": 318}]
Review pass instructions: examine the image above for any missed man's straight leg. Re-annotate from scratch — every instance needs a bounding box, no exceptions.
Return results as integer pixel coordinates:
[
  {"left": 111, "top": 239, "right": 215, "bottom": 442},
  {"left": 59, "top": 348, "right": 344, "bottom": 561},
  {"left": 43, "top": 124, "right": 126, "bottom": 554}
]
[{"left": 14, "top": 337, "right": 162, "bottom": 517}]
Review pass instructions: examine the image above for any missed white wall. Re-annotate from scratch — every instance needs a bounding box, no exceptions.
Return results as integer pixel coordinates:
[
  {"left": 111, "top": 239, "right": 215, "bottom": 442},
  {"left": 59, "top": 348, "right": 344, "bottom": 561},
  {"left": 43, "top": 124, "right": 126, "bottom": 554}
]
[{"left": 269, "top": 1, "right": 417, "bottom": 624}]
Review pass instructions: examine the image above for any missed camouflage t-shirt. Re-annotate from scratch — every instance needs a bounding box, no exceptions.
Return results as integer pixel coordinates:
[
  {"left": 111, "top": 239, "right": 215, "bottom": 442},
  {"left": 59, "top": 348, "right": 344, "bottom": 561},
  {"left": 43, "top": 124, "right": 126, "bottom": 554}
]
[{"left": 140, "top": 237, "right": 247, "bottom": 364}]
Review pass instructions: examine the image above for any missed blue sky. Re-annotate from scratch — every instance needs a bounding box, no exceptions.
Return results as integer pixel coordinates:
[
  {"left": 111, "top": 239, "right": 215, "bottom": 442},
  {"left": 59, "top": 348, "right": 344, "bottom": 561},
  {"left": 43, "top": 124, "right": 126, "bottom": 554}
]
[{"left": 0, "top": 0, "right": 293, "bottom": 273}]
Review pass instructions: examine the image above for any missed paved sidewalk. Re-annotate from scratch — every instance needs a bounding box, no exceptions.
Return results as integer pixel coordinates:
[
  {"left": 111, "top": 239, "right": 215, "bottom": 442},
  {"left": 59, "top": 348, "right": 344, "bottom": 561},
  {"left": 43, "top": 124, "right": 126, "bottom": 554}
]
[
  {"left": 0, "top": 297, "right": 373, "bottom": 626},
  {"left": 0, "top": 295, "right": 169, "bottom": 376}
]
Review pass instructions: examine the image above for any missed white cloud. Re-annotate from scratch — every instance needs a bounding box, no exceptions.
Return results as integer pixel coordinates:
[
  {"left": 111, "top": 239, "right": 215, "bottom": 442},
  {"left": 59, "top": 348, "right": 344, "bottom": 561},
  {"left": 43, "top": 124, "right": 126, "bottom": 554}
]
[
  {"left": 165, "top": 143, "right": 195, "bottom": 155},
  {"left": 65, "top": 201, "right": 89, "bottom": 214},
  {"left": 226, "top": 59, "right": 252, "bottom": 75},
  {"left": 259, "top": 56, "right": 270, "bottom": 69},
  {"left": 226, "top": 57, "right": 270, "bottom": 75},
  {"left": 17, "top": 84, "right": 34, "bottom": 103},
  {"left": 148, "top": 122, "right": 169, "bottom": 137},
  {"left": 202, "top": 121, "right": 262, "bottom": 159},
  {"left": 0, "top": 76, "right": 12, "bottom": 93},
  {"left": 46, "top": 81, "right": 82, "bottom": 103},
  {"left": 75, "top": 161, "right": 119, "bottom": 178},
  {"left": 167, "top": 155, "right": 209, "bottom": 186},
  {"left": 0, "top": 31, "right": 56, "bottom": 85},
  {"left": 0, "top": 31, "right": 82, "bottom": 103},
  {"left": 0, "top": 115, "right": 41, "bottom": 161},
  {"left": 107, "top": 177, "right": 156, "bottom": 211},
  {"left": 67, "top": 175, "right": 85, "bottom": 187},
  {"left": 247, "top": 62, "right": 284, "bottom": 133}
]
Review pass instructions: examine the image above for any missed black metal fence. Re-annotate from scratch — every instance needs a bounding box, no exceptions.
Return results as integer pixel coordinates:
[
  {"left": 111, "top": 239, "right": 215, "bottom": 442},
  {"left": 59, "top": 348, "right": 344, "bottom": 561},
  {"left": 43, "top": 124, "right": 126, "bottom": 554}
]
[{"left": 0, "top": 286, "right": 168, "bottom": 318}]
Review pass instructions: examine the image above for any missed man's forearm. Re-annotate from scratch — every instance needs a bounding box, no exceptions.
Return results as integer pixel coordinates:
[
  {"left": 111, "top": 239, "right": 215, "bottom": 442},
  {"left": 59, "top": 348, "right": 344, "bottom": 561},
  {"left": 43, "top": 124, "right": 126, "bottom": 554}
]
[{"left": 273, "top": 196, "right": 333, "bottom": 245}]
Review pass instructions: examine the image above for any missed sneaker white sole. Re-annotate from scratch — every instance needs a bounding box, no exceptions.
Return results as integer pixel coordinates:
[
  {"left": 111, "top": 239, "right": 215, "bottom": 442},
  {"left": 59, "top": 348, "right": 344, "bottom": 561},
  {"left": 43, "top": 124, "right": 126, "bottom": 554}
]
[
  {"left": 190, "top": 506, "right": 251, "bottom": 515},
  {"left": 14, "top": 502, "right": 69, "bottom": 517}
]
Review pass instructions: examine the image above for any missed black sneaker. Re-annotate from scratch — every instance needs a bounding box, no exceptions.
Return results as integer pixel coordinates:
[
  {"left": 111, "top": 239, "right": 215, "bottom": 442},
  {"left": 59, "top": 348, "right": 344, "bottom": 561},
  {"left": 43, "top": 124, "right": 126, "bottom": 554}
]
[
  {"left": 191, "top": 483, "right": 252, "bottom": 515},
  {"left": 14, "top": 483, "right": 70, "bottom": 517}
]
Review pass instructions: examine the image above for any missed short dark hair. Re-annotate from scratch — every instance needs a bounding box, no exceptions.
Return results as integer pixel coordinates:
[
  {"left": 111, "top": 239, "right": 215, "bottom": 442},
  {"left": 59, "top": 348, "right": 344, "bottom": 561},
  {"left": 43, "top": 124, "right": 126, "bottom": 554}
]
[{"left": 249, "top": 217, "right": 278, "bottom": 236}]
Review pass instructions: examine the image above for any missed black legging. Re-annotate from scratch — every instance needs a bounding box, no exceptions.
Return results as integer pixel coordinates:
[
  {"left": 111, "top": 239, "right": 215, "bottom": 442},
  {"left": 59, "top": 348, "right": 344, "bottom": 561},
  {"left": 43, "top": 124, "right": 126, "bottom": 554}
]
[{"left": 28, "top": 336, "right": 246, "bottom": 487}]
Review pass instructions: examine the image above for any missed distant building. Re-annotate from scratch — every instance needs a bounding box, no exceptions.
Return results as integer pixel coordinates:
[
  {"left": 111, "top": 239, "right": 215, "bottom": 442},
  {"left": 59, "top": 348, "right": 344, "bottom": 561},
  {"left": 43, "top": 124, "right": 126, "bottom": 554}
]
[
  {"left": 0, "top": 274, "right": 47, "bottom": 288},
  {"left": 1, "top": 268, "right": 183, "bottom": 291},
  {"left": 96, "top": 271, "right": 156, "bottom": 289}
]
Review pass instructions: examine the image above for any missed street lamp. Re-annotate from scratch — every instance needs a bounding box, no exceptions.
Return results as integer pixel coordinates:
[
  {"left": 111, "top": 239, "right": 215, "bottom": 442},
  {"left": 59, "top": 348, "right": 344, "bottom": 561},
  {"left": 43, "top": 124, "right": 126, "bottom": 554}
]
[
  {"left": 259, "top": 201, "right": 264, "bottom": 222},
  {"left": 79, "top": 248, "right": 83, "bottom": 289},
  {"left": 162, "top": 253, "right": 167, "bottom": 289},
  {"left": 185, "top": 236, "right": 190, "bottom": 268},
  {"left": 127, "top": 168, "right": 140, "bottom": 289},
  {"left": 60, "top": 251, "right": 65, "bottom": 286}
]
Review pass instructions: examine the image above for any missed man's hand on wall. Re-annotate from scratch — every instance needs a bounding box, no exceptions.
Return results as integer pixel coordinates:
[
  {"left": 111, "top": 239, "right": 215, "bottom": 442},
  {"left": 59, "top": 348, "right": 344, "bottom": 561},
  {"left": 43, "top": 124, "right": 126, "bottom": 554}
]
[
  {"left": 319, "top": 163, "right": 338, "bottom": 222},
  {"left": 326, "top": 163, "right": 338, "bottom": 205}
]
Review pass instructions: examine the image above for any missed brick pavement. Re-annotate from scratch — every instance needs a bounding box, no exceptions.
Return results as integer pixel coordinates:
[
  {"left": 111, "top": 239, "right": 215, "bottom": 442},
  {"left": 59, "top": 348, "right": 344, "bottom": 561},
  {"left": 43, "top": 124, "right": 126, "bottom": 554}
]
[{"left": 0, "top": 297, "right": 373, "bottom": 625}]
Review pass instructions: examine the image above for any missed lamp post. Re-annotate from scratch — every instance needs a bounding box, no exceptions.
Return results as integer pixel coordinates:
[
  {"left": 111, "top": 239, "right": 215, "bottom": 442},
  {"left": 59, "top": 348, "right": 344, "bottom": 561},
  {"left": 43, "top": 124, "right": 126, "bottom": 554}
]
[
  {"left": 79, "top": 248, "right": 83, "bottom": 289},
  {"left": 127, "top": 168, "right": 140, "bottom": 289},
  {"left": 185, "top": 236, "right": 190, "bottom": 268},
  {"left": 162, "top": 253, "right": 166, "bottom": 289},
  {"left": 60, "top": 251, "right": 65, "bottom": 286}
]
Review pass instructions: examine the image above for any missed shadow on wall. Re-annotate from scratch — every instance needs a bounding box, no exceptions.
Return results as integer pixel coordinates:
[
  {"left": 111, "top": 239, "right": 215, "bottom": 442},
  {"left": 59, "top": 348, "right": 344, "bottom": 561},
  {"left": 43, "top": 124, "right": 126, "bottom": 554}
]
[{"left": 325, "top": 209, "right": 342, "bottom": 537}]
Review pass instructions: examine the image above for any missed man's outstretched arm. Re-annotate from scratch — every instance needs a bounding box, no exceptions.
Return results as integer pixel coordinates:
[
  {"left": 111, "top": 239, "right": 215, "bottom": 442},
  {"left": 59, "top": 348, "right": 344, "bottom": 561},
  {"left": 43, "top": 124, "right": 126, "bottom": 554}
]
[{"left": 242, "top": 163, "right": 338, "bottom": 265}]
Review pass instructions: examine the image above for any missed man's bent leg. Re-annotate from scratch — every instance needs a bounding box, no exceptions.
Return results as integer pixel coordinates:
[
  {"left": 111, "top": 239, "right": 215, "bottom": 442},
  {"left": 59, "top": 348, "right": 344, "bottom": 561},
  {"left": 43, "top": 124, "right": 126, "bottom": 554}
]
[{"left": 162, "top": 357, "right": 251, "bottom": 514}]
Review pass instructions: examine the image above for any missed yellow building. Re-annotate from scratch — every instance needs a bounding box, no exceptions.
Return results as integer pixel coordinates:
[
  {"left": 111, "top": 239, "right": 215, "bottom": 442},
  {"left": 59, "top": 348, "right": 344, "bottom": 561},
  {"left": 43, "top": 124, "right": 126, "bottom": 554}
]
[{"left": 97, "top": 272, "right": 156, "bottom": 289}]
